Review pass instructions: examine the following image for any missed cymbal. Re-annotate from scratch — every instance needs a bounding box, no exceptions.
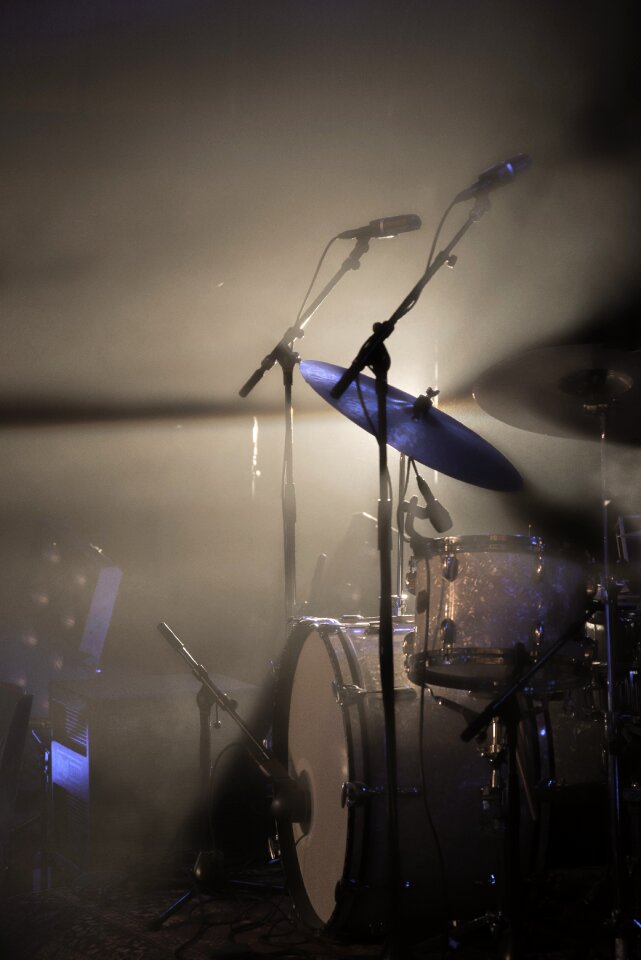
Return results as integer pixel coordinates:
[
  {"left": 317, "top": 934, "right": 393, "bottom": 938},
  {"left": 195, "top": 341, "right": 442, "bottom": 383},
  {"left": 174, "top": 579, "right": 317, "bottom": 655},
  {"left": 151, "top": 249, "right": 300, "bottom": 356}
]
[
  {"left": 472, "top": 345, "right": 641, "bottom": 443},
  {"left": 300, "top": 360, "right": 522, "bottom": 491}
]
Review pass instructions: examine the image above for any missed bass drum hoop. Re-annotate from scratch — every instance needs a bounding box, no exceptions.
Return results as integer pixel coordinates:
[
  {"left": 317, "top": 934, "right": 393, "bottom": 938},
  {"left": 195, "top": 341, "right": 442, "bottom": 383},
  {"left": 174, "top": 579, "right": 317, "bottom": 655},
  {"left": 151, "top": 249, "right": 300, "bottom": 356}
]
[{"left": 272, "top": 617, "right": 370, "bottom": 935}]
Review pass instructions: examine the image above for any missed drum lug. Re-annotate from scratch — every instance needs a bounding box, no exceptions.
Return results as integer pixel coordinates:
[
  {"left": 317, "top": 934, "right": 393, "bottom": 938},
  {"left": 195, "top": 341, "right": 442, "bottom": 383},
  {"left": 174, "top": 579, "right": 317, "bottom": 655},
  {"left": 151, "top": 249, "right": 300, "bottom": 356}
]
[
  {"left": 341, "top": 780, "right": 384, "bottom": 808},
  {"left": 332, "top": 681, "right": 366, "bottom": 707},
  {"left": 341, "top": 781, "right": 421, "bottom": 808},
  {"left": 440, "top": 617, "right": 456, "bottom": 651},
  {"left": 530, "top": 622, "right": 544, "bottom": 657},
  {"left": 442, "top": 553, "right": 458, "bottom": 581},
  {"left": 533, "top": 546, "right": 545, "bottom": 583}
]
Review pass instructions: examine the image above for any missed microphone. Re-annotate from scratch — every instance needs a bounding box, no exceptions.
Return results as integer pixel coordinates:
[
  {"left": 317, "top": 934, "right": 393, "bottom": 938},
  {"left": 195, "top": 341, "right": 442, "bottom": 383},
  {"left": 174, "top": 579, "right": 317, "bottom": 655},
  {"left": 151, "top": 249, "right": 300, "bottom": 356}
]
[
  {"left": 454, "top": 153, "right": 532, "bottom": 203},
  {"left": 416, "top": 475, "right": 453, "bottom": 533},
  {"left": 337, "top": 214, "right": 422, "bottom": 240}
]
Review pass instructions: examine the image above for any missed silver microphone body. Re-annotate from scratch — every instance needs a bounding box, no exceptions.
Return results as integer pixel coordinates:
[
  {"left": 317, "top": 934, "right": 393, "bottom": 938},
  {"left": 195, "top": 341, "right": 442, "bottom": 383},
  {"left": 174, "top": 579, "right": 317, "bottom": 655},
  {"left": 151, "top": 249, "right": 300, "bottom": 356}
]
[
  {"left": 455, "top": 153, "right": 532, "bottom": 203},
  {"left": 337, "top": 213, "right": 422, "bottom": 240}
]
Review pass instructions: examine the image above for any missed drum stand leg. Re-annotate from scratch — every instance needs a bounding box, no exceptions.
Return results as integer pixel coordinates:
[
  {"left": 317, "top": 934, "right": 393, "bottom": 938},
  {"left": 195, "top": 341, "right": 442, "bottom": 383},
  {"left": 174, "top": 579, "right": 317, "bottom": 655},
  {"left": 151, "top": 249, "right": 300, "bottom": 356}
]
[{"left": 450, "top": 704, "right": 523, "bottom": 960}]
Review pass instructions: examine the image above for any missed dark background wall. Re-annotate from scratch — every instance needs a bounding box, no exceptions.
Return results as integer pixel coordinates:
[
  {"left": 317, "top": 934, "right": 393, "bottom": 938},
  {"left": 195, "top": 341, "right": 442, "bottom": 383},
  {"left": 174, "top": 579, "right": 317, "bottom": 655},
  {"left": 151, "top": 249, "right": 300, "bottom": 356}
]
[{"left": 1, "top": 1, "right": 639, "bottom": 709}]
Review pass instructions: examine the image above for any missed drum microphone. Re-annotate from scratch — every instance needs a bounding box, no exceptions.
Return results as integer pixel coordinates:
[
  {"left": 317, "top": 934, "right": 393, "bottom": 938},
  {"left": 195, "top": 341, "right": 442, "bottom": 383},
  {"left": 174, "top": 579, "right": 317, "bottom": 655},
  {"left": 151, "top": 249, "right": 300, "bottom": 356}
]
[
  {"left": 337, "top": 214, "right": 422, "bottom": 240},
  {"left": 454, "top": 153, "right": 532, "bottom": 203},
  {"left": 415, "top": 474, "right": 453, "bottom": 533}
]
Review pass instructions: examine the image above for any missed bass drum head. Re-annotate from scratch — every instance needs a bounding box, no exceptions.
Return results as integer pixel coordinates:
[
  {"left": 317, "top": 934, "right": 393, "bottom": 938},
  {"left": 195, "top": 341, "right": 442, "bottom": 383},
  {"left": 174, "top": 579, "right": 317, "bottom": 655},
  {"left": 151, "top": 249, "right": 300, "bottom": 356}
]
[
  {"left": 273, "top": 617, "right": 502, "bottom": 939},
  {"left": 284, "top": 623, "right": 349, "bottom": 927}
]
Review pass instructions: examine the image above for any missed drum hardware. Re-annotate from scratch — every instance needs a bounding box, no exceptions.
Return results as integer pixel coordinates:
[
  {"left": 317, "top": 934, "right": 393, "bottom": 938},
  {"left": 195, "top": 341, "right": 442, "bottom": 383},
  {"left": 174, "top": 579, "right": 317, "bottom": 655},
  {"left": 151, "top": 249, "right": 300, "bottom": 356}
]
[
  {"left": 424, "top": 687, "right": 483, "bottom": 729},
  {"left": 440, "top": 618, "right": 456, "bottom": 654},
  {"left": 472, "top": 345, "right": 641, "bottom": 958},
  {"left": 459, "top": 624, "right": 588, "bottom": 744},
  {"left": 479, "top": 719, "right": 507, "bottom": 830},
  {"left": 340, "top": 781, "right": 422, "bottom": 809},
  {"left": 333, "top": 680, "right": 417, "bottom": 706},
  {"left": 533, "top": 550, "right": 545, "bottom": 583},
  {"left": 394, "top": 452, "right": 449, "bottom": 617},
  {"left": 341, "top": 781, "right": 385, "bottom": 807},
  {"left": 442, "top": 547, "right": 458, "bottom": 581},
  {"left": 530, "top": 623, "right": 544, "bottom": 659},
  {"left": 332, "top": 681, "right": 366, "bottom": 706}
]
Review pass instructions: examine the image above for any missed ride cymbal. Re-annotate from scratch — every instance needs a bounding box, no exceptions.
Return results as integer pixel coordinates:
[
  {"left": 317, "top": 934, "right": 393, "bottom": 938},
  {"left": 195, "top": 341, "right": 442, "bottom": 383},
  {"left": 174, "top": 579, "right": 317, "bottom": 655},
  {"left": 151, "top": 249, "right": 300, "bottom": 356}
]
[{"left": 472, "top": 345, "right": 641, "bottom": 443}]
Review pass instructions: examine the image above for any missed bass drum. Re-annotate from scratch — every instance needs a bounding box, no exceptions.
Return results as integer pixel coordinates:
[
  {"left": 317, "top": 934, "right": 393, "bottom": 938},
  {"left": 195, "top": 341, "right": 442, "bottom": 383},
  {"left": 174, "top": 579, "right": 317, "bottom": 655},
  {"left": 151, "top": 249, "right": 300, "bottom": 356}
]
[{"left": 272, "top": 617, "right": 506, "bottom": 939}]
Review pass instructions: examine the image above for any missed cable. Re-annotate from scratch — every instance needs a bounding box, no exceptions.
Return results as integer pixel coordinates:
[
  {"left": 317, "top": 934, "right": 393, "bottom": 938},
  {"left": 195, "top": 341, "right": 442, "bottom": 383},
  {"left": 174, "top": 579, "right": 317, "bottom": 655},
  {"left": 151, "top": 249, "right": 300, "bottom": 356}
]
[
  {"left": 424, "top": 197, "right": 458, "bottom": 274},
  {"left": 294, "top": 237, "right": 338, "bottom": 326},
  {"left": 355, "top": 371, "right": 393, "bottom": 502}
]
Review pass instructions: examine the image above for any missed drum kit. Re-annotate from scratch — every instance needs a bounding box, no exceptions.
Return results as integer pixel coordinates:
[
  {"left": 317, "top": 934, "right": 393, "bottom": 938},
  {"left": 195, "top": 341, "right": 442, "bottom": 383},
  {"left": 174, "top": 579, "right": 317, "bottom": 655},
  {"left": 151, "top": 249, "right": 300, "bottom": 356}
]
[
  {"left": 261, "top": 343, "right": 641, "bottom": 954},
  {"left": 231, "top": 165, "right": 640, "bottom": 954}
]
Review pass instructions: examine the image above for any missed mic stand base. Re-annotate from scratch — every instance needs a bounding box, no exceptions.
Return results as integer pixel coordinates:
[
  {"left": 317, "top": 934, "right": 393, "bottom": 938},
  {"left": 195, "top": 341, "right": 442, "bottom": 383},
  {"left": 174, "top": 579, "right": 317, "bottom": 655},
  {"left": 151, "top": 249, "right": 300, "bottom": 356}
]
[{"left": 150, "top": 681, "right": 227, "bottom": 930}]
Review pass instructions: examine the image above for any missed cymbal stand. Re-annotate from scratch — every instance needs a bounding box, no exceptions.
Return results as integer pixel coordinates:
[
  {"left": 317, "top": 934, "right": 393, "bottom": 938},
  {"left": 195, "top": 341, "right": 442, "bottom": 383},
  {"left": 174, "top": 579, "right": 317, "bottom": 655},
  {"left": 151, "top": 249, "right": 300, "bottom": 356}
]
[
  {"left": 594, "top": 405, "right": 628, "bottom": 956},
  {"left": 238, "top": 237, "right": 372, "bottom": 622},
  {"left": 330, "top": 196, "right": 490, "bottom": 959},
  {"left": 457, "top": 628, "right": 588, "bottom": 957}
]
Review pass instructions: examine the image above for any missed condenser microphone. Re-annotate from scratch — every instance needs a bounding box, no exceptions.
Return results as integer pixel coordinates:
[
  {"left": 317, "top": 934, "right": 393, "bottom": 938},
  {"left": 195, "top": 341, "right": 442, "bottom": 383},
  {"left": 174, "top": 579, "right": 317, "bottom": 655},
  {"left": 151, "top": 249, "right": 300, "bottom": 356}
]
[
  {"left": 337, "top": 214, "right": 422, "bottom": 240},
  {"left": 454, "top": 154, "right": 532, "bottom": 203}
]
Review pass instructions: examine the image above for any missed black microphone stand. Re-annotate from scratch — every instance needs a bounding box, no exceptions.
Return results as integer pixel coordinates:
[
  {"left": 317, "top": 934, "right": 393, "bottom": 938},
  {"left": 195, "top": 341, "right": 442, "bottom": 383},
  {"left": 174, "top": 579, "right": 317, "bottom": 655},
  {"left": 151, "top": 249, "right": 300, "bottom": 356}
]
[
  {"left": 330, "top": 196, "right": 490, "bottom": 959},
  {"left": 239, "top": 237, "right": 371, "bottom": 621},
  {"left": 151, "top": 622, "right": 307, "bottom": 929}
]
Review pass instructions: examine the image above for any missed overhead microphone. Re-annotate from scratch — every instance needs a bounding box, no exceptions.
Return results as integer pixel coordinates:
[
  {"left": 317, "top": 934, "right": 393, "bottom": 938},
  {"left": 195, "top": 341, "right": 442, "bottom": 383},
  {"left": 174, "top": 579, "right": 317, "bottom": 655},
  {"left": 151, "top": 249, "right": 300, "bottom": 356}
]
[
  {"left": 454, "top": 153, "right": 532, "bottom": 203},
  {"left": 337, "top": 214, "right": 422, "bottom": 240}
]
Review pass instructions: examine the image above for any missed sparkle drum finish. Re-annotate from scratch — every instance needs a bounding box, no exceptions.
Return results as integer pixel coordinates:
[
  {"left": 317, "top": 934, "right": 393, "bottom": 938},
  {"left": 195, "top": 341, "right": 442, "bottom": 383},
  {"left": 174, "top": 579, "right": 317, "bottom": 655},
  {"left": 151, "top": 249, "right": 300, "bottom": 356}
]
[
  {"left": 407, "top": 535, "right": 588, "bottom": 691},
  {"left": 272, "top": 617, "right": 503, "bottom": 939}
]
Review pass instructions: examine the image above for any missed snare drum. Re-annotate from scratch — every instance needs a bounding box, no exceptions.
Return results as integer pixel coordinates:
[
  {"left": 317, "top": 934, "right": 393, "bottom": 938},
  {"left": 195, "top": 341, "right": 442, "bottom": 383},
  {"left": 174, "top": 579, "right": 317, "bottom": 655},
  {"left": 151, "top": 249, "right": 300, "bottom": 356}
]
[{"left": 408, "top": 535, "right": 587, "bottom": 690}]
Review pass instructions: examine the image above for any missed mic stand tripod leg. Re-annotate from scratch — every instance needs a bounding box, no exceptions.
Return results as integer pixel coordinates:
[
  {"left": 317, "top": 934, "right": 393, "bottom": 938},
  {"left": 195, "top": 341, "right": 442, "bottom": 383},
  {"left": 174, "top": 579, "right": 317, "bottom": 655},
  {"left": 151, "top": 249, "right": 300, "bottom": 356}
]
[{"left": 150, "top": 683, "right": 221, "bottom": 930}]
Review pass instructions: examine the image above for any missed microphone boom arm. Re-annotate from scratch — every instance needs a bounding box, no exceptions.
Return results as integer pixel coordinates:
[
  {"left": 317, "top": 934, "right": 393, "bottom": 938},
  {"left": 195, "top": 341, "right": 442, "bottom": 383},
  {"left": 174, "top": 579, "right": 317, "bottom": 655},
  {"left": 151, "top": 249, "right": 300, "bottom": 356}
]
[
  {"left": 330, "top": 195, "right": 490, "bottom": 401},
  {"left": 239, "top": 236, "right": 370, "bottom": 398}
]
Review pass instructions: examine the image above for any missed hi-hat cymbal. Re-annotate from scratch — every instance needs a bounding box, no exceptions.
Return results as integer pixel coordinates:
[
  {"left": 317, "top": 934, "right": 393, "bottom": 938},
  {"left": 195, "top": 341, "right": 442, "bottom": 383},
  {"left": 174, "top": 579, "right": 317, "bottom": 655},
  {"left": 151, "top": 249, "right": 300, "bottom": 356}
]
[
  {"left": 472, "top": 345, "right": 641, "bottom": 443},
  {"left": 300, "top": 360, "right": 522, "bottom": 491}
]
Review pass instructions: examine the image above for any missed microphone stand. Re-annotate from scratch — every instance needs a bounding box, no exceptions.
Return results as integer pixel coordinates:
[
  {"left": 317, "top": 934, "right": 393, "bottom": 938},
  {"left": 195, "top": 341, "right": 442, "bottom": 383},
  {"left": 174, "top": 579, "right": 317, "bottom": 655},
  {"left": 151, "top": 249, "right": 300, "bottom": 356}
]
[
  {"left": 151, "top": 622, "right": 309, "bottom": 929},
  {"left": 239, "top": 237, "right": 371, "bottom": 621},
  {"left": 330, "top": 196, "right": 490, "bottom": 959}
]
